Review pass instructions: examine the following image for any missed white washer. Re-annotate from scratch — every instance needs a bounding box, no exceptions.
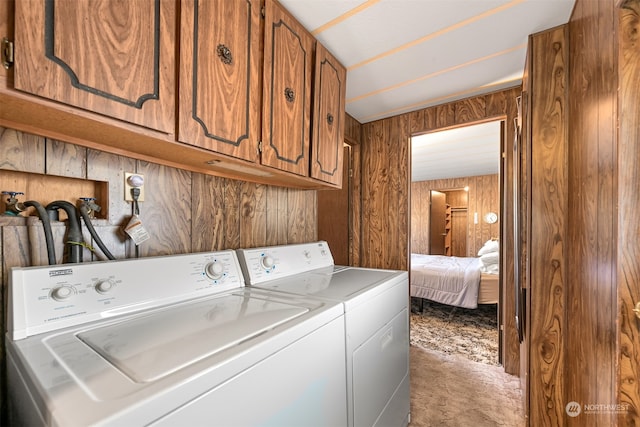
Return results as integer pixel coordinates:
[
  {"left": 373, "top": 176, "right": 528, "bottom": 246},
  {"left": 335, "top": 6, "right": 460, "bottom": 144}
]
[
  {"left": 237, "top": 241, "right": 410, "bottom": 427},
  {"left": 6, "top": 251, "right": 347, "bottom": 426}
]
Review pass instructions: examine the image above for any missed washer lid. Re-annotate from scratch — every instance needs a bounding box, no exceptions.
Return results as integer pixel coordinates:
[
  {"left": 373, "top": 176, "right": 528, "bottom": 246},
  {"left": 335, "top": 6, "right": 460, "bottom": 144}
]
[{"left": 77, "top": 293, "right": 308, "bottom": 383}]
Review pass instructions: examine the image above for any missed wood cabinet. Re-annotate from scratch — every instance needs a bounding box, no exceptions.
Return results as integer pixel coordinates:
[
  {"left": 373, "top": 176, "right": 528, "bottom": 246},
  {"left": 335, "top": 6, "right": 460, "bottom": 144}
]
[
  {"left": 13, "top": 0, "right": 175, "bottom": 134},
  {"left": 261, "top": 0, "right": 315, "bottom": 177},
  {"left": 3, "top": 0, "right": 345, "bottom": 189},
  {"left": 179, "top": 0, "right": 261, "bottom": 162},
  {"left": 311, "top": 44, "right": 347, "bottom": 186}
]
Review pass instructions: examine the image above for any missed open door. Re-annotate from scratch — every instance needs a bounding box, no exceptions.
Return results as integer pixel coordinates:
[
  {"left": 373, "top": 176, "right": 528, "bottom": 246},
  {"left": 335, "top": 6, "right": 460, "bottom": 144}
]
[{"left": 429, "top": 190, "right": 446, "bottom": 255}]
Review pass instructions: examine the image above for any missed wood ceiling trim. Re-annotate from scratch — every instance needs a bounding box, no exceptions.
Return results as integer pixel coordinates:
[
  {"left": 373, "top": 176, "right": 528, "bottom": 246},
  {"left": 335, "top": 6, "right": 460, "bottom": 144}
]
[
  {"left": 347, "top": 43, "right": 527, "bottom": 104},
  {"left": 347, "top": 0, "right": 526, "bottom": 72},
  {"left": 310, "top": 0, "right": 381, "bottom": 36}
]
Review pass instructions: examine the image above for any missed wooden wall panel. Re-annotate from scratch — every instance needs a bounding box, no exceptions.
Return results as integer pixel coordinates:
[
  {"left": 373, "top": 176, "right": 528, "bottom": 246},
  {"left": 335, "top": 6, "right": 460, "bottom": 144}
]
[
  {"left": 618, "top": 1, "right": 640, "bottom": 424},
  {"left": 344, "top": 113, "right": 361, "bottom": 145},
  {"left": 527, "top": 25, "right": 569, "bottom": 426},
  {"left": 361, "top": 115, "right": 410, "bottom": 270}
]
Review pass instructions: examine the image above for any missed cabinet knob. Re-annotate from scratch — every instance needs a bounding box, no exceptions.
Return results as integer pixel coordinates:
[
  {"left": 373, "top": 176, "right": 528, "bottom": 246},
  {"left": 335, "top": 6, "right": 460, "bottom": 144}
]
[
  {"left": 327, "top": 113, "right": 334, "bottom": 125},
  {"left": 633, "top": 302, "right": 640, "bottom": 320},
  {"left": 216, "top": 44, "right": 233, "bottom": 65}
]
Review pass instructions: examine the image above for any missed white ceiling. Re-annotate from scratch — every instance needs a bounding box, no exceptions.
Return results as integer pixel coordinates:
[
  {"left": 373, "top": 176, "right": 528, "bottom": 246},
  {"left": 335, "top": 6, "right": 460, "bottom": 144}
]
[
  {"left": 411, "top": 120, "right": 501, "bottom": 181},
  {"left": 279, "top": 0, "right": 575, "bottom": 182},
  {"left": 279, "top": 0, "right": 576, "bottom": 124}
]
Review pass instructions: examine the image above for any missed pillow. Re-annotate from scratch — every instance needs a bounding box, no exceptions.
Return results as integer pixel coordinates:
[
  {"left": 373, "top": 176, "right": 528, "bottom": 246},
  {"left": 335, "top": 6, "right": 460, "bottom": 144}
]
[{"left": 478, "top": 239, "right": 499, "bottom": 256}]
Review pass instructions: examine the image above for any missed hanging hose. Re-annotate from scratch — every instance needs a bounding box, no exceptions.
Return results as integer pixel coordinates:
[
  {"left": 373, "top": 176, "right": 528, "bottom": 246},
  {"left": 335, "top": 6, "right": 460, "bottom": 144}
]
[
  {"left": 46, "top": 201, "right": 83, "bottom": 264},
  {"left": 23, "top": 200, "right": 57, "bottom": 265},
  {"left": 78, "top": 201, "right": 116, "bottom": 261}
]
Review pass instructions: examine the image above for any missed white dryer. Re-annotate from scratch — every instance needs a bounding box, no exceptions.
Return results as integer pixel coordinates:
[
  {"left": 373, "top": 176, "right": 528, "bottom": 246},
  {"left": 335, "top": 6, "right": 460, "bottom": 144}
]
[
  {"left": 237, "top": 241, "right": 410, "bottom": 427},
  {"left": 6, "top": 251, "right": 347, "bottom": 426}
]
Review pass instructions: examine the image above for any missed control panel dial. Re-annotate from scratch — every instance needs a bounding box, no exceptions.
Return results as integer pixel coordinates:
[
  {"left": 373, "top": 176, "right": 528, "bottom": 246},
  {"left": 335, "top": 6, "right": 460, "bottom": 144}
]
[
  {"left": 260, "top": 254, "right": 275, "bottom": 270},
  {"left": 95, "top": 279, "right": 115, "bottom": 294},
  {"left": 50, "top": 285, "right": 75, "bottom": 302},
  {"left": 205, "top": 261, "right": 225, "bottom": 280}
]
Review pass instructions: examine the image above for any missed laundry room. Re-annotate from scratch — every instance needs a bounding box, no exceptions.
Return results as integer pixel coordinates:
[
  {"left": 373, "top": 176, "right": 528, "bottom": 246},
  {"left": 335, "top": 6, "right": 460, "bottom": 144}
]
[{"left": 2, "top": 0, "right": 640, "bottom": 426}]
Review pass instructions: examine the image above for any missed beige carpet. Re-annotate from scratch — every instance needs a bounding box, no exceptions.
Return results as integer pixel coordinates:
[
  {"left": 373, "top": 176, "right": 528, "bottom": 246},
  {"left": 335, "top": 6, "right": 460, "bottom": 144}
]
[{"left": 409, "top": 345, "right": 525, "bottom": 427}]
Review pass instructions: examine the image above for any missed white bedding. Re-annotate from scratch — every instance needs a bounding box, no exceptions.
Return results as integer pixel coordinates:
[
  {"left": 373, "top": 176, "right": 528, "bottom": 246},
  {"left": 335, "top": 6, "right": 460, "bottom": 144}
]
[{"left": 410, "top": 253, "right": 482, "bottom": 309}]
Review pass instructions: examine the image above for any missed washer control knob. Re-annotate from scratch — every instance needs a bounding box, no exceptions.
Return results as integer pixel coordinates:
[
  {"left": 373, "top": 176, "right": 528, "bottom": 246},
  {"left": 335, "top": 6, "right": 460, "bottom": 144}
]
[
  {"left": 205, "top": 261, "right": 225, "bottom": 280},
  {"left": 261, "top": 255, "right": 275, "bottom": 270},
  {"left": 51, "top": 285, "right": 74, "bottom": 301},
  {"left": 95, "top": 279, "right": 115, "bottom": 294}
]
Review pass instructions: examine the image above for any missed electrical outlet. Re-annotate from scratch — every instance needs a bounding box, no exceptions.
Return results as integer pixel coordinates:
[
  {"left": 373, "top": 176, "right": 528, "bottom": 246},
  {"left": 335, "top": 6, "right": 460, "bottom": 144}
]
[{"left": 124, "top": 173, "right": 145, "bottom": 202}]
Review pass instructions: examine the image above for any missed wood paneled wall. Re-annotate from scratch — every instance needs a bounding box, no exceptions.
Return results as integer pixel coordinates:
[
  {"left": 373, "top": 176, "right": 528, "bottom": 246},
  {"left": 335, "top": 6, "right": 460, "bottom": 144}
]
[
  {"left": 360, "top": 87, "right": 521, "bottom": 375},
  {"left": 617, "top": 1, "right": 640, "bottom": 424},
  {"left": 411, "top": 174, "right": 500, "bottom": 257},
  {"left": 524, "top": 1, "right": 640, "bottom": 425},
  {"left": 526, "top": 25, "right": 569, "bottom": 426},
  {"left": 566, "top": 0, "right": 617, "bottom": 424},
  {"left": 0, "top": 126, "right": 318, "bottom": 416}
]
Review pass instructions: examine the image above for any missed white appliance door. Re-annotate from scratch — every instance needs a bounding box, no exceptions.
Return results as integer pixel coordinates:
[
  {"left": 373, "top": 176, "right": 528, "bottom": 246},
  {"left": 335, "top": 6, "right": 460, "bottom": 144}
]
[{"left": 352, "top": 309, "right": 410, "bottom": 427}]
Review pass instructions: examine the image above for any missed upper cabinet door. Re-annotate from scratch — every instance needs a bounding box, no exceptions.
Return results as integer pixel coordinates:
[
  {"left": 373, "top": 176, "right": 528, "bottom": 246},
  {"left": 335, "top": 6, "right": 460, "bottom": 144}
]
[
  {"left": 261, "top": 0, "right": 315, "bottom": 177},
  {"left": 310, "top": 44, "right": 346, "bottom": 187},
  {"left": 178, "top": 0, "right": 261, "bottom": 162},
  {"left": 13, "top": 0, "right": 176, "bottom": 134}
]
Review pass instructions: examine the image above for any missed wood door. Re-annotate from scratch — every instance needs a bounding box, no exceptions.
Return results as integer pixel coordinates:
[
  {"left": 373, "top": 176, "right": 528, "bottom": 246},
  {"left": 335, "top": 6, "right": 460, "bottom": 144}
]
[
  {"left": 14, "top": 0, "right": 175, "bottom": 133},
  {"left": 310, "top": 44, "right": 346, "bottom": 186},
  {"left": 429, "top": 190, "right": 446, "bottom": 255},
  {"left": 317, "top": 145, "right": 351, "bottom": 264},
  {"left": 178, "top": 0, "right": 261, "bottom": 162},
  {"left": 261, "top": 0, "right": 315, "bottom": 176}
]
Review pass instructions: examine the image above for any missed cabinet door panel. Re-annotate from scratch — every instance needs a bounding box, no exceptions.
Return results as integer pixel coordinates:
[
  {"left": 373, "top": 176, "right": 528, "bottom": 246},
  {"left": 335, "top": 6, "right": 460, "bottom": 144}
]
[
  {"left": 14, "top": 0, "right": 175, "bottom": 133},
  {"left": 179, "top": 0, "right": 261, "bottom": 162},
  {"left": 311, "top": 44, "right": 346, "bottom": 186},
  {"left": 262, "top": 0, "right": 314, "bottom": 176}
]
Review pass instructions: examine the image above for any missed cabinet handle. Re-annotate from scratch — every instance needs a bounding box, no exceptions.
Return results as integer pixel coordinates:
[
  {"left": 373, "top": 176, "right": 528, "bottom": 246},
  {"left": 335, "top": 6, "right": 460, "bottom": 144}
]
[
  {"left": 327, "top": 113, "right": 334, "bottom": 125},
  {"left": 216, "top": 44, "right": 233, "bottom": 65},
  {"left": 633, "top": 302, "right": 640, "bottom": 319},
  {"left": 284, "top": 87, "right": 295, "bottom": 103}
]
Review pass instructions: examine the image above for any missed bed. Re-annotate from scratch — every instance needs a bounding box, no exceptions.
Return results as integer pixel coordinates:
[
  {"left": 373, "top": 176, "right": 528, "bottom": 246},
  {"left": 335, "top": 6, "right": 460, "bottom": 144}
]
[{"left": 410, "top": 253, "right": 499, "bottom": 309}]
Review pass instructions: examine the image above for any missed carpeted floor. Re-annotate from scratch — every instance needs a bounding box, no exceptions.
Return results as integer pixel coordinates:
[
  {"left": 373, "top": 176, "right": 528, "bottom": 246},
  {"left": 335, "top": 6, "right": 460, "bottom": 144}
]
[
  {"left": 410, "top": 298, "right": 499, "bottom": 366},
  {"left": 409, "top": 345, "right": 525, "bottom": 427},
  {"left": 409, "top": 298, "right": 525, "bottom": 427}
]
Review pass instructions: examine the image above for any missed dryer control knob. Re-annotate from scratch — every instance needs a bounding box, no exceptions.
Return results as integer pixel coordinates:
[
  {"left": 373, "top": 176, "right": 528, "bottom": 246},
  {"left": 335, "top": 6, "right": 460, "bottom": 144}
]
[
  {"left": 95, "top": 279, "right": 115, "bottom": 294},
  {"left": 205, "top": 261, "right": 225, "bottom": 280},
  {"left": 261, "top": 255, "right": 275, "bottom": 270},
  {"left": 51, "top": 285, "right": 74, "bottom": 301}
]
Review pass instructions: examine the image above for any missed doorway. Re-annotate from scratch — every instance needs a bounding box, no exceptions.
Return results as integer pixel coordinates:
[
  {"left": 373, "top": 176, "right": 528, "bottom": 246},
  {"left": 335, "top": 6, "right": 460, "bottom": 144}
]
[{"left": 410, "top": 119, "right": 504, "bottom": 362}]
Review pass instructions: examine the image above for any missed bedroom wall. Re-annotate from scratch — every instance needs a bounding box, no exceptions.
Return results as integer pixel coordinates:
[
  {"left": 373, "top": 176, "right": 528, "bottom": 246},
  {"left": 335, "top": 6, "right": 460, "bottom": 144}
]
[{"left": 411, "top": 174, "right": 499, "bottom": 257}]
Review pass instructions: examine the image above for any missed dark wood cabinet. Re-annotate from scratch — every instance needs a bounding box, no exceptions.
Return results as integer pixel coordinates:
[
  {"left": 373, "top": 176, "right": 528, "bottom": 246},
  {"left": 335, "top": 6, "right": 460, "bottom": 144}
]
[
  {"left": 260, "top": 0, "right": 315, "bottom": 177},
  {"left": 4, "top": 0, "right": 345, "bottom": 189},
  {"left": 14, "top": 0, "right": 176, "bottom": 134},
  {"left": 178, "top": 0, "right": 261, "bottom": 162},
  {"left": 311, "top": 44, "right": 346, "bottom": 186}
]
